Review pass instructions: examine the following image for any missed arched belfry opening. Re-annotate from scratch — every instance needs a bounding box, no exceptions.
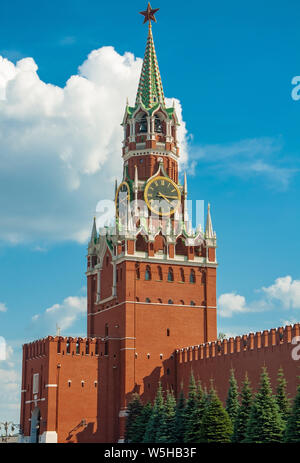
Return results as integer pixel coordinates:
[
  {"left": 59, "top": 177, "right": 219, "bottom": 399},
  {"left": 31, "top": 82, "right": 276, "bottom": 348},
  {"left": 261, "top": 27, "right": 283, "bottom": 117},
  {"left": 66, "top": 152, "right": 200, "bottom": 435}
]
[{"left": 137, "top": 112, "right": 148, "bottom": 133}]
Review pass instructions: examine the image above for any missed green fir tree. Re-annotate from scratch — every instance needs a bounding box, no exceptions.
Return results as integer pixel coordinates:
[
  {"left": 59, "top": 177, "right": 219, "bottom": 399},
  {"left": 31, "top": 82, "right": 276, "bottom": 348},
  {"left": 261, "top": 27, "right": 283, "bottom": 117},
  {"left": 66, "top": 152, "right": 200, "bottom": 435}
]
[
  {"left": 184, "top": 376, "right": 206, "bottom": 442},
  {"left": 125, "top": 393, "right": 143, "bottom": 443},
  {"left": 143, "top": 382, "right": 165, "bottom": 443},
  {"left": 130, "top": 402, "right": 153, "bottom": 443},
  {"left": 244, "top": 367, "right": 285, "bottom": 443},
  {"left": 284, "top": 383, "right": 300, "bottom": 442},
  {"left": 226, "top": 369, "right": 240, "bottom": 426},
  {"left": 276, "top": 367, "right": 291, "bottom": 423},
  {"left": 200, "top": 385, "right": 233, "bottom": 443},
  {"left": 173, "top": 388, "right": 186, "bottom": 442},
  {"left": 233, "top": 372, "right": 253, "bottom": 443},
  {"left": 184, "top": 373, "right": 198, "bottom": 442},
  {"left": 156, "top": 390, "right": 176, "bottom": 443}
]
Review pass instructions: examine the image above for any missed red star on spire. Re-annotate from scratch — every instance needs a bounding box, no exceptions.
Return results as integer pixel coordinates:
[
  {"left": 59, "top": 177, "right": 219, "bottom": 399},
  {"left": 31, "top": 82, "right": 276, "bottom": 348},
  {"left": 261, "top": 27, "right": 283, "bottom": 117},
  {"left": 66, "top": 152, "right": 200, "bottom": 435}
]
[{"left": 139, "top": 2, "right": 159, "bottom": 24}]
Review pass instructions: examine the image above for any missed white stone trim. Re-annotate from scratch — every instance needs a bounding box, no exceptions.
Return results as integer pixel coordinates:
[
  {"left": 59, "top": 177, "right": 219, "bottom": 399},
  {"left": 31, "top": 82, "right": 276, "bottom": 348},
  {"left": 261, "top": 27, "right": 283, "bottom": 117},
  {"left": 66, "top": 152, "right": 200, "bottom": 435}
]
[
  {"left": 39, "top": 431, "right": 58, "bottom": 443},
  {"left": 97, "top": 295, "right": 115, "bottom": 305},
  {"left": 114, "top": 254, "right": 218, "bottom": 267},
  {"left": 120, "top": 347, "right": 136, "bottom": 351},
  {"left": 45, "top": 384, "right": 58, "bottom": 388},
  {"left": 89, "top": 300, "right": 217, "bottom": 316},
  {"left": 25, "top": 397, "right": 45, "bottom": 404},
  {"left": 123, "top": 150, "right": 179, "bottom": 163}
]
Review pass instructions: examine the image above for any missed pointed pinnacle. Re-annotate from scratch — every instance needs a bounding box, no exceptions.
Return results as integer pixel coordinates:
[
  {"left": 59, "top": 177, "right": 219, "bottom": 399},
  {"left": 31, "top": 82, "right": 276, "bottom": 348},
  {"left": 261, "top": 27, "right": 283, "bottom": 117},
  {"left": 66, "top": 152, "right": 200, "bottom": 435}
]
[
  {"left": 205, "top": 203, "right": 214, "bottom": 238},
  {"left": 184, "top": 172, "right": 187, "bottom": 195}
]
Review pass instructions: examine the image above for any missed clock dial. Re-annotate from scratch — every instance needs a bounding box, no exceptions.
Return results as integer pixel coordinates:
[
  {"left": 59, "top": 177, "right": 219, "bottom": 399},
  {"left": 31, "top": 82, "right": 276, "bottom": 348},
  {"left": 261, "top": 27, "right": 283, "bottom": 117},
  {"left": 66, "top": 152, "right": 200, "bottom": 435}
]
[
  {"left": 115, "top": 181, "right": 130, "bottom": 217},
  {"left": 144, "top": 176, "right": 181, "bottom": 216}
]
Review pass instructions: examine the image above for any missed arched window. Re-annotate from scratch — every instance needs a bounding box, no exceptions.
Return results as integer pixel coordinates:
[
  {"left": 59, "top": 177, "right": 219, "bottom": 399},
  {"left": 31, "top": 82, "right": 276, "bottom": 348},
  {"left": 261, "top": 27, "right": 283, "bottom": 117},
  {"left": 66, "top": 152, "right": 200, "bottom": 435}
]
[
  {"left": 168, "top": 267, "right": 174, "bottom": 282},
  {"left": 145, "top": 298, "right": 151, "bottom": 303},
  {"left": 139, "top": 114, "right": 147, "bottom": 133},
  {"left": 190, "top": 269, "right": 196, "bottom": 284},
  {"left": 158, "top": 298, "right": 162, "bottom": 304},
  {"left": 105, "top": 323, "right": 109, "bottom": 338},
  {"left": 157, "top": 266, "right": 163, "bottom": 281},
  {"left": 145, "top": 266, "right": 151, "bottom": 281},
  {"left": 190, "top": 300, "right": 196, "bottom": 306},
  {"left": 85, "top": 341, "right": 89, "bottom": 355},
  {"left": 168, "top": 299, "right": 174, "bottom": 304},
  {"left": 175, "top": 237, "right": 187, "bottom": 256},
  {"left": 136, "top": 297, "right": 140, "bottom": 302},
  {"left": 66, "top": 340, "right": 70, "bottom": 354},
  {"left": 180, "top": 268, "right": 185, "bottom": 282},
  {"left": 167, "top": 329, "right": 170, "bottom": 337},
  {"left": 180, "top": 300, "right": 185, "bottom": 305},
  {"left": 154, "top": 114, "right": 163, "bottom": 133},
  {"left": 76, "top": 341, "right": 80, "bottom": 355},
  {"left": 136, "top": 234, "right": 147, "bottom": 252},
  {"left": 135, "top": 264, "right": 140, "bottom": 280}
]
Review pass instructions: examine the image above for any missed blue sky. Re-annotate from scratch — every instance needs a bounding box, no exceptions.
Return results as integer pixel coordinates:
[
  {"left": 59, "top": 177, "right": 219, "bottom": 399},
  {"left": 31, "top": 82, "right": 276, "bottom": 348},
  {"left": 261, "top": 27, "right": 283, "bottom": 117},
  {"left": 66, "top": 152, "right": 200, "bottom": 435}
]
[{"left": 0, "top": 0, "right": 300, "bottom": 422}]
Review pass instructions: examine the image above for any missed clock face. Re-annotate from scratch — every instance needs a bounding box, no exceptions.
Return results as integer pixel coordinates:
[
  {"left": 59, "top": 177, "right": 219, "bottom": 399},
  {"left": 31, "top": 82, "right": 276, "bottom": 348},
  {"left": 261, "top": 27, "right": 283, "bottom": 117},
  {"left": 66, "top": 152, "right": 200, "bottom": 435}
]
[
  {"left": 115, "top": 182, "right": 130, "bottom": 217},
  {"left": 144, "top": 176, "right": 181, "bottom": 216}
]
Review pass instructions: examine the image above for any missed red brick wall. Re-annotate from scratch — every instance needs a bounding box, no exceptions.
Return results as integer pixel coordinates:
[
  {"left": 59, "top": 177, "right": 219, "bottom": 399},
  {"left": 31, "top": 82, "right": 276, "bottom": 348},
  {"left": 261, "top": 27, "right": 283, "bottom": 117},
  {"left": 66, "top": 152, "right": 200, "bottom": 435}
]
[
  {"left": 21, "top": 337, "right": 102, "bottom": 443},
  {"left": 176, "top": 324, "right": 300, "bottom": 403}
]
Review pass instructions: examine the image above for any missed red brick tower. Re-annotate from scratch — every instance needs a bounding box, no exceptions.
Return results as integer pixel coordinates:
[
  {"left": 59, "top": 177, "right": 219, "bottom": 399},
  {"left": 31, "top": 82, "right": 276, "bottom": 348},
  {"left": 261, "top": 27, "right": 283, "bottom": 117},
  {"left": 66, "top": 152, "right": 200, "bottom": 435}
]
[{"left": 86, "top": 7, "right": 218, "bottom": 442}]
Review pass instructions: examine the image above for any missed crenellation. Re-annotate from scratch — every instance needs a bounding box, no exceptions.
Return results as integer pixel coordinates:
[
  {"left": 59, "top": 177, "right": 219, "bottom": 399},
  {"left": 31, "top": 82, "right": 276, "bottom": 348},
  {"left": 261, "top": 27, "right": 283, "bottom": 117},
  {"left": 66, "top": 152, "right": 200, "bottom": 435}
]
[
  {"left": 235, "top": 336, "right": 241, "bottom": 353},
  {"left": 249, "top": 332, "right": 254, "bottom": 350},
  {"left": 255, "top": 331, "right": 262, "bottom": 349},
  {"left": 176, "top": 324, "right": 300, "bottom": 364},
  {"left": 24, "top": 336, "right": 98, "bottom": 360},
  {"left": 221, "top": 338, "right": 228, "bottom": 355},
  {"left": 262, "top": 330, "right": 269, "bottom": 348},
  {"left": 270, "top": 328, "right": 276, "bottom": 346},
  {"left": 228, "top": 337, "right": 234, "bottom": 354},
  {"left": 292, "top": 323, "right": 300, "bottom": 339},
  {"left": 210, "top": 341, "right": 216, "bottom": 358}
]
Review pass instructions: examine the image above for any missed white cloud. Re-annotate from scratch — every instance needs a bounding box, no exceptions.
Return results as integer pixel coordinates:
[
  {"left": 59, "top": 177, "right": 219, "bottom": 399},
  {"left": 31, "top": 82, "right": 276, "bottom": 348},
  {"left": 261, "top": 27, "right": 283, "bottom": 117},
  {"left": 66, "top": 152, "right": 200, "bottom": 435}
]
[
  {"left": 218, "top": 275, "right": 300, "bottom": 318},
  {"left": 0, "top": 302, "right": 7, "bottom": 312},
  {"left": 0, "top": 47, "right": 188, "bottom": 244},
  {"left": 262, "top": 276, "right": 300, "bottom": 309},
  {"left": 218, "top": 292, "right": 250, "bottom": 318},
  {"left": 190, "top": 137, "right": 298, "bottom": 189},
  {"left": 31, "top": 295, "right": 86, "bottom": 335},
  {"left": 0, "top": 341, "right": 22, "bottom": 422}
]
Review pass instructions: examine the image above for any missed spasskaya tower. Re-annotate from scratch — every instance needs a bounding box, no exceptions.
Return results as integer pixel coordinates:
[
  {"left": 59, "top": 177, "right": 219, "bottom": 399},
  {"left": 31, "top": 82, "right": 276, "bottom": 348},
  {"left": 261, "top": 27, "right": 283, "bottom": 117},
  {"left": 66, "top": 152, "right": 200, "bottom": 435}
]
[{"left": 86, "top": 2, "right": 217, "bottom": 442}]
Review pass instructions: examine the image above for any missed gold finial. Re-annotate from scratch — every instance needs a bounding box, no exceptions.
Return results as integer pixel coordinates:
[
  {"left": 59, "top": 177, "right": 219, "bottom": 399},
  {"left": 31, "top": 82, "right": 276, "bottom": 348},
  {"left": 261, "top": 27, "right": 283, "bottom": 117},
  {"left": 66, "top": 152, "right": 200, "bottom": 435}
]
[{"left": 139, "top": 2, "right": 159, "bottom": 25}]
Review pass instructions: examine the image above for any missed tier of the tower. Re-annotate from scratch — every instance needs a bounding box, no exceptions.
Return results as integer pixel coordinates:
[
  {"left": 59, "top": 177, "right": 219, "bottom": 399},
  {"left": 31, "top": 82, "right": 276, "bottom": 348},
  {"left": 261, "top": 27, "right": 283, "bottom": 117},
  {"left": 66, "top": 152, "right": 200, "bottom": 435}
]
[{"left": 121, "top": 23, "right": 180, "bottom": 183}]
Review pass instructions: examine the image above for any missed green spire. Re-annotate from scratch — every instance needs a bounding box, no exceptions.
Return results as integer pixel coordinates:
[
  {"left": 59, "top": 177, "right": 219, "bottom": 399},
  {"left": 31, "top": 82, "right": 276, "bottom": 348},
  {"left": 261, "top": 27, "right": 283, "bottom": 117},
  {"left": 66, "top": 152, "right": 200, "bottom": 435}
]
[{"left": 135, "top": 23, "right": 165, "bottom": 110}]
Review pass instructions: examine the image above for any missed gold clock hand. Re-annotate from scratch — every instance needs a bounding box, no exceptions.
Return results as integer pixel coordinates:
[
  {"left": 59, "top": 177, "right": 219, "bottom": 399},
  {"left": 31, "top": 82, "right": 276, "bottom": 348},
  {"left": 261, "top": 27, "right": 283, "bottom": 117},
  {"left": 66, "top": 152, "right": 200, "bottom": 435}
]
[
  {"left": 158, "top": 192, "right": 171, "bottom": 204},
  {"left": 161, "top": 195, "right": 178, "bottom": 199}
]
